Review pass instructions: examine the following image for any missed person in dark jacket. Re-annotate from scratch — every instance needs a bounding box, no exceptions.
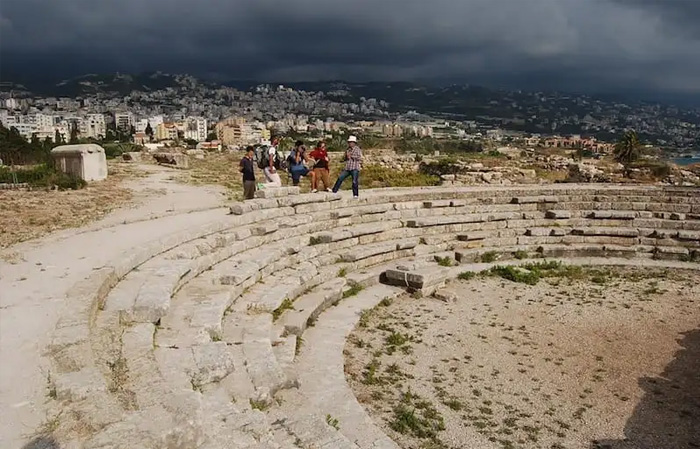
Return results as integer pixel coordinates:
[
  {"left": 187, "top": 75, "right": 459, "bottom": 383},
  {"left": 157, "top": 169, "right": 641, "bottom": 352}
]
[{"left": 240, "top": 146, "right": 256, "bottom": 200}]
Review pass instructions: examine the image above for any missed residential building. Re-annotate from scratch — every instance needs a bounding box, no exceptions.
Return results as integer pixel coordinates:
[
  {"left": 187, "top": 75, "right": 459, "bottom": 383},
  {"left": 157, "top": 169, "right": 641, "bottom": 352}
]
[
  {"left": 81, "top": 114, "right": 106, "bottom": 139},
  {"left": 155, "top": 122, "right": 180, "bottom": 141},
  {"left": 183, "top": 117, "right": 207, "bottom": 142},
  {"left": 114, "top": 112, "right": 135, "bottom": 131}
]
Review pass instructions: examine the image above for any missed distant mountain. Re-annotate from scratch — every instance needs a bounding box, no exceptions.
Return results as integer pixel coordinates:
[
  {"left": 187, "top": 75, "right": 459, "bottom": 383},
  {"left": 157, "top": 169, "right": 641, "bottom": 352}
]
[{"left": 3, "top": 72, "right": 217, "bottom": 97}]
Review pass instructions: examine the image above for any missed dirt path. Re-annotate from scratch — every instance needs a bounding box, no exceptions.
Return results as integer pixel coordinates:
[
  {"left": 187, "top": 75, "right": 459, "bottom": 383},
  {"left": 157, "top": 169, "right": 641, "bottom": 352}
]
[{"left": 0, "top": 164, "right": 228, "bottom": 448}]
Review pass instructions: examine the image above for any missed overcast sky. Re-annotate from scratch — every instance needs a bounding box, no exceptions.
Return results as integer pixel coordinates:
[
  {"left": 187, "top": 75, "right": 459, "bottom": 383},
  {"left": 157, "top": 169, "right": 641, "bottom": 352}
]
[{"left": 1, "top": 0, "right": 700, "bottom": 97}]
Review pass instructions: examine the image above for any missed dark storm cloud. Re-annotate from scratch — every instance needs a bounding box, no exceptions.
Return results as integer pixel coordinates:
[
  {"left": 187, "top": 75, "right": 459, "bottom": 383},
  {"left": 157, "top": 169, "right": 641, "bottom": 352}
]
[{"left": 1, "top": 0, "right": 700, "bottom": 94}]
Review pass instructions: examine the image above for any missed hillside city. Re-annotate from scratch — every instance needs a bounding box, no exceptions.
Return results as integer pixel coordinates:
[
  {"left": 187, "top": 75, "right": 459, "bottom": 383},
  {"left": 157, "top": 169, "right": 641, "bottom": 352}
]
[{"left": 1, "top": 72, "right": 699, "bottom": 154}]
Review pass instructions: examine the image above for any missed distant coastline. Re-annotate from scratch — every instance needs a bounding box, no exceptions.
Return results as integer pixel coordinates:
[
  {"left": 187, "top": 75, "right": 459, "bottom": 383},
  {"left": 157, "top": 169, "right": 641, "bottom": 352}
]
[{"left": 671, "top": 155, "right": 700, "bottom": 167}]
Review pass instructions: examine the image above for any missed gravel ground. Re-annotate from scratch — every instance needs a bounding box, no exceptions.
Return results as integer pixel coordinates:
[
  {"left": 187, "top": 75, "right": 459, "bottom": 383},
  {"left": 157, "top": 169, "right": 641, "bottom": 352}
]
[{"left": 344, "top": 266, "right": 700, "bottom": 449}]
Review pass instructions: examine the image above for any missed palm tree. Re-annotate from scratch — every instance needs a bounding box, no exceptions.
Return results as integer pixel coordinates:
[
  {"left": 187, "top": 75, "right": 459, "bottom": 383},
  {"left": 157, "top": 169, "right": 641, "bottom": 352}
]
[{"left": 614, "top": 130, "right": 641, "bottom": 164}]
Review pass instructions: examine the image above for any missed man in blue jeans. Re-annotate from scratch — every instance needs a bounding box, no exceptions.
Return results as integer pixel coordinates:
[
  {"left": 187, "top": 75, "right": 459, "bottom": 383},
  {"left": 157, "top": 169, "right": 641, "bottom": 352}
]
[{"left": 332, "top": 135, "right": 362, "bottom": 198}]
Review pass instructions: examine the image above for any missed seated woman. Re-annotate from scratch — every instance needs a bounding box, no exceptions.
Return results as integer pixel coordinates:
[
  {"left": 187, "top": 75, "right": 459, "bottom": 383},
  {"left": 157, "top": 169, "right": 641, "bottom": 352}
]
[{"left": 287, "top": 140, "right": 315, "bottom": 187}]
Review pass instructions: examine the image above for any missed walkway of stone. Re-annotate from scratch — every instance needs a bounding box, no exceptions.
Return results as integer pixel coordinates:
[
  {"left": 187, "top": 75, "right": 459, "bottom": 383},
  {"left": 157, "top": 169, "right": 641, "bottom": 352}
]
[
  {"left": 5, "top": 182, "right": 700, "bottom": 449},
  {"left": 0, "top": 166, "right": 226, "bottom": 449}
]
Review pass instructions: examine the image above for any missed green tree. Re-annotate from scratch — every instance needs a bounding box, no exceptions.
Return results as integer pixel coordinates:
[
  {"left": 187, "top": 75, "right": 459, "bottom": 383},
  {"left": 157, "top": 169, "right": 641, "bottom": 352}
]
[
  {"left": 145, "top": 122, "right": 154, "bottom": 138},
  {"left": 69, "top": 122, "right": 80, "bottom": 144},
  {"left": 614, "top": 130, "right": 642, "bottom": 164},
  {"left": 54, "top": 129, "right": 64, "bottom": 145}
]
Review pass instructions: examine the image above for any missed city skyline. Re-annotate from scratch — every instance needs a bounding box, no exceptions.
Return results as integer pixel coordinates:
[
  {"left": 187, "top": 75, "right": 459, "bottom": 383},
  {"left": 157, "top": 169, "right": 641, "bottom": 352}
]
[{"left": 2, "top": 0, "right": 700, "bottom": 100}]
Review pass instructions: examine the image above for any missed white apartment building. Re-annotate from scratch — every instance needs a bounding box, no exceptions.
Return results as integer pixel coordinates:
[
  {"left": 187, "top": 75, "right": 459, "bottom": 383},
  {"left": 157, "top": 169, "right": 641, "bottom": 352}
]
[
  {"left": 5, "top": 98, "right": 20, "bottom": 110},
  {"left": 81, "top": 114, "right": 106, "bottom": 139},
  {"left": 135, "top": 119, "right": 150, "bottom": 134},
  {"left": 13, "top": 123, "right": 38, "bottom": 140},
  {"left": 114, "top": 112, "right": 135, "bottom": 131},
  {"left": 30, "top": 113, "right": 57, "bottom": 130},
  {"left": 148, "top": 115, "right": 164, "bottom": 128},
  {"left": 183, "top": 117, "right": 207, "bottom": 142}
]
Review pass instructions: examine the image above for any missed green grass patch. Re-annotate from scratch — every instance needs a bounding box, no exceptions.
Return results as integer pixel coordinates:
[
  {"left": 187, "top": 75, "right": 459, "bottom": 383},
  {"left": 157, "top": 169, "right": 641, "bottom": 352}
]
[
  {"left": 343, "top": 284, "right": 364, "bottom": 298},
  {"left": 389, "top": 391, "right": 446, "bottom": 441},
  {"left": 482, "top": 261, "right": 604, "bottom": 285},
  {"left": 362, "top": 358, "right": 382, "bottom": 385},
  {"left": 272, "top": 298, "right": 294, "bottom": 321},
  {"left": 325, "top": 414, "right": 340, "bottom": 430},
  {"left": 249, "top": 398, "right": 269, "bottom": 411},
  {"left": 513, "top": 250, "right": 529, "bottom": 260},
  {"left": 434, "top": 256, "right": 453, "bottom": 267},
  {"left": 337, "top": 267, "right": 348, "bottom": 277},
  {"left": 0, "top": 164, "right": 87, "bottom": 189},
  {"left": 458, "top": 271, "right": 477, "bottom": 281},
  {"left": 486, "top": 265, "right": 540, "bottom": 285},
  {"left": 478, "top": 251, "right": 499, "bottom": 263}
]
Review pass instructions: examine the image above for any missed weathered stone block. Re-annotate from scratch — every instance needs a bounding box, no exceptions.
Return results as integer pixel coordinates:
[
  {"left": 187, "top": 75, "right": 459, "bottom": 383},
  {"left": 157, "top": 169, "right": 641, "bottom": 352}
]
[
  {"left": 254, "top": 186, "right": 300, "bottom": 199},
  {"left": 153, "top": 152, "right": 189, "bottom": 169},
  {"left": 545, "top": 210, "right": 572, "bottom": 219},
  {"left": 51, "top": 144, "right": 107, "bottom": 181},
  {"left": 191, "top": 342, "right": 236, "bottom": 386}
]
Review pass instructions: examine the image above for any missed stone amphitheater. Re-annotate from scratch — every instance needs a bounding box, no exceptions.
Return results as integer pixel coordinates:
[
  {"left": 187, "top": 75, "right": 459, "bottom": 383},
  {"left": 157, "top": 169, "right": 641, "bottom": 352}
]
[{"left": 42, "top": 184, "right": 700, "bottom": 449}]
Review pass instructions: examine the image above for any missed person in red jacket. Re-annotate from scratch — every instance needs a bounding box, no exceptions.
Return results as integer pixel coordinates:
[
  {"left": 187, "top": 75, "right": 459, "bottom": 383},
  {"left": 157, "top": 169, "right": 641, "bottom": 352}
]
[{"left": 309, "top": 141, "right": 331, "bottom": 192}]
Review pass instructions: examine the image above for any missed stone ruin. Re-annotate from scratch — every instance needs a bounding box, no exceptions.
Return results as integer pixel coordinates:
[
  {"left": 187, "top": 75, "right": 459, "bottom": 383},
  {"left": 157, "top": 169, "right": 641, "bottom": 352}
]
[
  {"left": 44, "top": 184, "right": 700, "bottom": 448},
  {"left": 51, "top": 144, "right": 108, "bottom": 182},
  {"left": 153, "top": 151, "right": 190, "bottom": 169}
]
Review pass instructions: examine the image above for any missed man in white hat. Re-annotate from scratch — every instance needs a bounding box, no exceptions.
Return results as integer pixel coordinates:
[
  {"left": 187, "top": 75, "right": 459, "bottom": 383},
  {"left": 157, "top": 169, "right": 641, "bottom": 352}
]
[{"left": 332, "top": 135, "right": 362, "bottom": 198}]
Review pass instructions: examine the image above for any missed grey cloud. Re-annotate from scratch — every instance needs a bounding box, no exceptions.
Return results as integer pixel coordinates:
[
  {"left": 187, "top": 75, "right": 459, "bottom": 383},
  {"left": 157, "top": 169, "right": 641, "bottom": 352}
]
[{"left": 1, "top": 0, "right": 699, "bottom": 96}]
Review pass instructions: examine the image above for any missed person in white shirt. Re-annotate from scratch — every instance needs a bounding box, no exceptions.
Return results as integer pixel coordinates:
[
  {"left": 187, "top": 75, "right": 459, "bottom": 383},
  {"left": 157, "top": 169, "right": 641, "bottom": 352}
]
[{"left": 263, "top": 137, "right": 282, "bottom": 187}]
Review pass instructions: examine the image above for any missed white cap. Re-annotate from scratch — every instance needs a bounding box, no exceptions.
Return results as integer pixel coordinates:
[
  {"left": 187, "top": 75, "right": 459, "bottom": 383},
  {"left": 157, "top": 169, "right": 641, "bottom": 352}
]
[{"left": 347, "top": 135, "right": 358, "bottom": 143}]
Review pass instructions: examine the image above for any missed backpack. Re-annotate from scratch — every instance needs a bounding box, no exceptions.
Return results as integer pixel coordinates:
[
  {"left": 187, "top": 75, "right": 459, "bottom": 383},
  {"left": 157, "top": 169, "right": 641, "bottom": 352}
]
[
  {"left": 257, "top": 146, "right": 284, "bottom": 170},
  {"left": 255, "top": 146, "right": 268, "bottom": 170}
]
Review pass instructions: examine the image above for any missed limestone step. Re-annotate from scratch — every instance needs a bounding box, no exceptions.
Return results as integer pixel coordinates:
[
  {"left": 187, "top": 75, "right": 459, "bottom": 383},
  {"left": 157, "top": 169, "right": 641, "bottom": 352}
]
[
  {"left": 313, "top": 221, "right": 401, "bottom": 244},
  {"left": 338, "top": 238, "right": 419, "bottom": 262},
  {"left": 277, "top": 278, "right": 347, "bottom": 337},
  {"left": 241, "top": 314, "right": 297, "bottom": 401},
  {"left": 383, "top": 264, "right": 454, "bottom": 295},
  {"left": 286, "top": 283, "right": 405, "bottom": 449}
]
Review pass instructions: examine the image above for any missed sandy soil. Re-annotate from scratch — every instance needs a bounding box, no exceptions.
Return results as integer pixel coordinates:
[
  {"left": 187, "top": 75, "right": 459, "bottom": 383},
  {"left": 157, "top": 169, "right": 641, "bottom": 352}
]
[{"left": 345, "top": 267, "right": 700, "bottom": 449}]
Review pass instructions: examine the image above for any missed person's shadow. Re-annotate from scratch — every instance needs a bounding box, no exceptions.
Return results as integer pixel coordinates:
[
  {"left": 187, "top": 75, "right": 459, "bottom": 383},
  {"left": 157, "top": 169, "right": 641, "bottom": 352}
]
[
  {"left": 592, "top": 329, "right": 700, "bottom": 449},
  {"left": 21, "top": 435, "right": 60, "bottom": 449}
]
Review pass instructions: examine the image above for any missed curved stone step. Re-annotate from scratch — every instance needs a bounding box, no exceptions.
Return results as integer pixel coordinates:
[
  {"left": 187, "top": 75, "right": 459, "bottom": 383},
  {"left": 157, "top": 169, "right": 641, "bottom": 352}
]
[{"left": 286, "top": 283, "right": 404, "bottom": 449}]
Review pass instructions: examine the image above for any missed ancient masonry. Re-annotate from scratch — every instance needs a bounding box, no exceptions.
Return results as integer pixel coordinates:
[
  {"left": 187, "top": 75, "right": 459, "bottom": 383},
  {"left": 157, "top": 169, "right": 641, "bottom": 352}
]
[{"left": 46, "top": 184, "right": 700, "bottom": 448}]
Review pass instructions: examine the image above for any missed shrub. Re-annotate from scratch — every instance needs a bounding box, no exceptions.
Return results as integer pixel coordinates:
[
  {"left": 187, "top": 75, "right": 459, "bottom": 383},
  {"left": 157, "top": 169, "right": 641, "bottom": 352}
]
[
  {"left": 488, "top": 265, "right": 540, "bottom": 285},
  {"left": 478, "top": 251, "right": 499, "bottom": 263},
  {"left": 434, "top": 256, "right": 453, "bottom": 267},
  {"left": 458, "top": 271, "right": 476, "bottom": 281},
  {"left": 0, "top": 164, "right": 87, "bottom": 190},
  {"left": 513, "top": 250, "right": 529, "bottom": 260},
  {"left": 343, "top": 284, "right": 364, "bottom": 298}
]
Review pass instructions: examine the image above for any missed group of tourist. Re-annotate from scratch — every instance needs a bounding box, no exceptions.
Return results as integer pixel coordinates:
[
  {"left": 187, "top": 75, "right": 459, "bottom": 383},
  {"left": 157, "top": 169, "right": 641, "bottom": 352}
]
[{"left": 239, "top": 135, "right": 363, "bottom": 200}]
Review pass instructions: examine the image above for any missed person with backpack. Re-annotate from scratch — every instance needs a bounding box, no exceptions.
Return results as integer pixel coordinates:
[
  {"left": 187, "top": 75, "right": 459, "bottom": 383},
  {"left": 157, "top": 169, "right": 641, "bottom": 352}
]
[
  {"left": 260, "top": 137, "right": 282, "bottom": 187},
  {"left": 332, "top": 135, "right": 362, "bottom": 198},
  {"left": 240, "top": 146, "right": 256, "bottom": 200},
  {"left": 309, "top": 140, "right": 331, "bottom": 192},
  {"left": 288, "top": 140, "right": 315, "bottom": 187}
]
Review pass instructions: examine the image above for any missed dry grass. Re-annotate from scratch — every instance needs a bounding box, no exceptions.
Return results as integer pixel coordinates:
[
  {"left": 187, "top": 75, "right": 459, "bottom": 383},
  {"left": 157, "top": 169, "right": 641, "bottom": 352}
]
[
  {"left": 174, "top": 151, "right": 442, "bottom": 197},
  {"left": 0, "top": 162, "right": 135, "bottom": 248},
  {"left": 175, "top": 153, "right": 249, "bottom": 199}
]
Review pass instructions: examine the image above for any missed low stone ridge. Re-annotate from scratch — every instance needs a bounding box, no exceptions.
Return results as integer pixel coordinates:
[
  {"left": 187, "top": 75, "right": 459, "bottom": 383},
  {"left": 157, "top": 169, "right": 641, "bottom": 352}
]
[{"left": 42, "top": 184, "right": 700, "bottom": 449}]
